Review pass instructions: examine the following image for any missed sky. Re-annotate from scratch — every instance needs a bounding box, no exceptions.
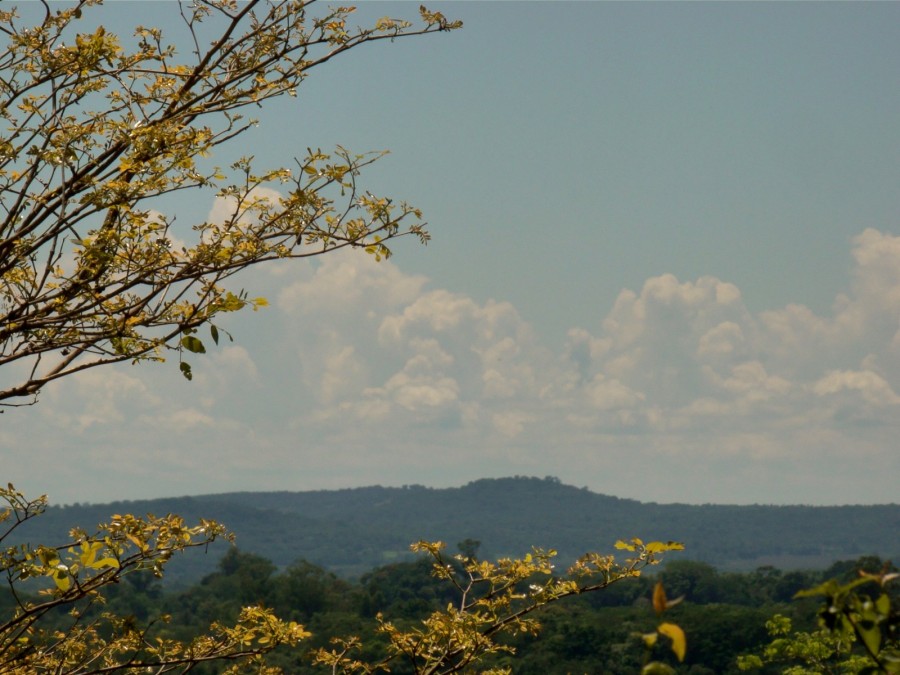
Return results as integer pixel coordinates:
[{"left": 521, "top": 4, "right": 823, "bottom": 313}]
[{"left": 4, "top": 1, "right": 900, "bottom": 507}]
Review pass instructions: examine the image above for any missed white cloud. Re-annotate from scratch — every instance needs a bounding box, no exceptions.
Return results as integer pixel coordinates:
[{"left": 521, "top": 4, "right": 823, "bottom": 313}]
[
  {"left": 42, "top": 369, "right": 161, "bottom": 433},
  {"left": 160, "top": 407, "right": 216, "bottom": 432},
  {"left": 717, "top": 361, "right": 792, "bottom": 399},
  {"left": 585, "top": 374, "right": 645, "bottom": 411},
  {"left": 491, "top": 410, "right": 530, "bottom": 437},
  {"left": 697, "top": 321, "right": 746, "bottom": 359},
  {"left": 213, "top": 346, "right": 260, "bottom": 385},
  {"left": 812, "top": 369, "right": 900, "bottom": 406},
  {"left": 316, "top": 343, "right": 367, "bottom": 404},
  {"left": 278, "top": 252, "right": 426, "bottom": 319},
  {"left": 206, "top": 186, "right": 285, "bottom": 231},
  {"left": 5, "top": 230, "right": 899, "bottom": 505},
  {"left": 382, "top": 371, "right": 460, "bottom": 411}
]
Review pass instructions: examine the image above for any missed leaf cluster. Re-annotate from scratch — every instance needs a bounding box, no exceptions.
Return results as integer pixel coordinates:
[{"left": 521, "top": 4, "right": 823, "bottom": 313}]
[
  {"left": 794, "top": 571, "right": 900, "bottom": 673},
  {"left": 0, "top": 483, "right": 308, "bottom": 674},
  {"left": 314, "top": 538, "right": 684, "bottom": 674},
  {"left": 738, "top": 566, "right": 899, "bottom": 674},
  {"left": 0, "top": 0, "right": 459, "bottom": 404}
]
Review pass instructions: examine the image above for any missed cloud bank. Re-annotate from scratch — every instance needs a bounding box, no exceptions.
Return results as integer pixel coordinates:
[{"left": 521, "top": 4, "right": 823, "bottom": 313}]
[{"left": 7, "top": 229, "right": 899, "bottom": 505}]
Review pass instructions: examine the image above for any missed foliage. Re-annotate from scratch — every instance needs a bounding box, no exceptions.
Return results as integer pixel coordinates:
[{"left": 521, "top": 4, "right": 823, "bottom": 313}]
[
  {"left": 796, "top": 569, "right": 899, "bottom": 673},
  {"left": 0, "top": 2, "right": 695, "bottom": 673},
  {"left": 0, "top": 0, "right": 459, "bottom": 405},
  {"left": 636, "top": 580, "right": 687, "bottom": 674},
  {"left": 0, "top": 1, "right": 463, "bottom": 669},
  {"left": 8, "top": 4, "right": 887, "bottom": 675},
  {"left": 738, "top": 565, "right": 899, "bottom": 674},
  {"left": 0, "top": 483, "right": 308, "bottom": 674},
  {"left": 736, "top": 614, "right": 870, "bottom": 675},
  {"left": 3, "top": 486, "right": 687, "bottom": 675},
  {"left": 17, "top": 517, "right": 889, "bottom": 674},
  {"left": 314, "top": 538, "right": 685, "bottom": 674}
]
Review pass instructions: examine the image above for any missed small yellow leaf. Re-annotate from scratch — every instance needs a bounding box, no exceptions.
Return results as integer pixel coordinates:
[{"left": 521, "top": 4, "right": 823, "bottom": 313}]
[
  {"left": 125, "top": 533, "right": 148, "bottom": 552},
  {"left": 646, "top": 541, "right": 685, "bottom": 553},
  {"left": 77, "top": 541, "right": 103, "bottom": 567},
  {"left": 658, "top": 622, "right": 686, "bottom": 662},
  {"left": 50, "top": 566, "right": 71, "bottom": 592},
  {"left": 90, "top": 556, "right": 120, "bottom": 570},
  {"left": 652, "top": 581, "right": 667, "bottom": 615}
]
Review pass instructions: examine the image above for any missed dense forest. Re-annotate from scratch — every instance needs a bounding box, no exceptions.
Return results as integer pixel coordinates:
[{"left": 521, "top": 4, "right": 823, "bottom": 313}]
[
  {"left": 4, "top": 540, "right": 895, "bottom": 674},
  {"left": 26, "top": 476, "right": 900, "bottom": 584},
  {"left": 9, "top": 476, "right": 896, "bottom": 672}
]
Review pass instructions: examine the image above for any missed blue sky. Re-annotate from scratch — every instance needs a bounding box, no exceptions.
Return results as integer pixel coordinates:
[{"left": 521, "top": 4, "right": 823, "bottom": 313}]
[{"left": 5, "top": 1, "right": 900, "bottom": 506}]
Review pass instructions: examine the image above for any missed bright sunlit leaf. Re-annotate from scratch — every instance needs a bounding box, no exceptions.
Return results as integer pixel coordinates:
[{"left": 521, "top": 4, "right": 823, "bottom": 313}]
[{"left": 658, "top": 622, "right": 686, "bottom": 662}]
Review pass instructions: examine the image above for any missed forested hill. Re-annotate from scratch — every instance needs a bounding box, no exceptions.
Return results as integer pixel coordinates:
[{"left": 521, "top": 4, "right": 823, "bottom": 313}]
[{"left": 31, "top": 476, "right": 899, "bottom": 585}]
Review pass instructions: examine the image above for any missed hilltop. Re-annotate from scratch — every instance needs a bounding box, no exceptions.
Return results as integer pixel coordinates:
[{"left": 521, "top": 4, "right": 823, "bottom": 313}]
[{"left": 25, "top": 476, "right": 898, "bottom": 585}]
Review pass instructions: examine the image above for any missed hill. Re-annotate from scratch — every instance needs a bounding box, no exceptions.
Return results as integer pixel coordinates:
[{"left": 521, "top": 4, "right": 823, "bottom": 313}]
[{"left": 22, "top": 476, "right": 899, "bottom": 585}]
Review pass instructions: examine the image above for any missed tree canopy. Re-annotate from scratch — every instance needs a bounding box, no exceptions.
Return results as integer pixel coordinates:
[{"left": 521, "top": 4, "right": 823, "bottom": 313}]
[
  {"left": 0, "top": 1, "right": 462, "bottom": 672},
  {"left": 0, "top": 0, "right": 459, "bottom": 405}
]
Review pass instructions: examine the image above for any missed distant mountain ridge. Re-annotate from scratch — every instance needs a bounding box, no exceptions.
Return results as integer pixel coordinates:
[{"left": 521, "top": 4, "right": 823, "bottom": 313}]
[{"left": 25, "top": 476, "right": 899, "bottom": 585}]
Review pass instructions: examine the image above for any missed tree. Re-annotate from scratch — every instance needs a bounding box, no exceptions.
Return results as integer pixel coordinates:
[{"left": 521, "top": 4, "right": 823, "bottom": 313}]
[
  {"left": 736, "top": 613, "right": 872, "bottom": 674},
  {"left": 0, "top": 3, "right": 685, "bottom": 673},
  {"left": 3, "top": 483, "right": 684, "bottom": 674},
  {"left": 0, "top": 0, "right": 459, "bottom": 406},
  {"left": 0, "top": 483, "right": 308, "bottom": 674},
  {"left": 738, "top": 566, "right": 900, "bottom": 674},
  {"left": 314, "top": 539, "right": 685, "bottom": 675},
  {"left": 0, "top": 0, "right": 459, "bottom": 672}
]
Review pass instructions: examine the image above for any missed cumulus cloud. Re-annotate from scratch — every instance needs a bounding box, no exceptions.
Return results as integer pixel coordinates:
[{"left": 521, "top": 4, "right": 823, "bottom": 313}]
[
  {"left": 42, "top": 369, "right": 162, "bottom": 433},
  {"left": 6, "top": 230, "right": 899, "bottom": 504},
  {"left": 812, "top": 369, "right": 900, "bottom": 406},
  {"left": 563, "top": 231, "right": 900, "bottom": 441},
  {"left": 206, "top": 186, "right": 285, "bottom": 230}
]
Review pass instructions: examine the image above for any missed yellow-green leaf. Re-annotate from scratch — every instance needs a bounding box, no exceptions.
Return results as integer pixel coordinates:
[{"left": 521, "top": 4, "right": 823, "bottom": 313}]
[
  {"left": 50, "top": 566, "right": 71, "bottom": 592},
  {"left": 652, "top": 581, "right": 668, "bottom": 615},
  {"left": 658, "top": 622, "right": 686, "bottom": 662},
  {"left": 181, "top": 336, "right": 206, "bottom": 353},
  {"left": 646, "top": 541, "right": 684, "bottom": 553},
  {"left": 90, "top": 556, "right": 119, "bottom": 570}
]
